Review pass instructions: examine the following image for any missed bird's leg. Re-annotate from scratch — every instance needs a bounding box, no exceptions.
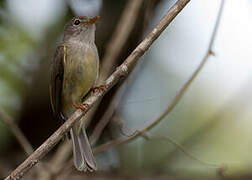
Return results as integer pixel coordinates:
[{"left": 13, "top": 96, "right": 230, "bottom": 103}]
[
  {"left": 90, "top": 85, "right": 106, "bottom": 93},
  {"left": 73, "top": 103, "right": 89, "bottom": 111}
]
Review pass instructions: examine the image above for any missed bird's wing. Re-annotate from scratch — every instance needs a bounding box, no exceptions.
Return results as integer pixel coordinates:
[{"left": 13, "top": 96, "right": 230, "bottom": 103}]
[{"left": 49, "top": 44, "right": 65, "bottom": 120}]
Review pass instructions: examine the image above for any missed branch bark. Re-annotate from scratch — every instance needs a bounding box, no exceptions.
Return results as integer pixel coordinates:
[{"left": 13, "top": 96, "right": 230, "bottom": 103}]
[{"left": 5, "top": 0, "right": 190, "bottom": 179}]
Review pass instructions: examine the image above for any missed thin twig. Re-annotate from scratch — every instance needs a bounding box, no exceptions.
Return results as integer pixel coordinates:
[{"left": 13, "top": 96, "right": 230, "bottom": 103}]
[
  {"left": 93, "top": 0, "right": 224, "bottom": 155},
  {"left": 5, "top": 1, "right": 190, "bottom": 179},
  {"left": 143, "top": 133, "right": 222, "bottom": 167},
  {"left": 0, "top": 108, "right": 34, "bottom": 156}
]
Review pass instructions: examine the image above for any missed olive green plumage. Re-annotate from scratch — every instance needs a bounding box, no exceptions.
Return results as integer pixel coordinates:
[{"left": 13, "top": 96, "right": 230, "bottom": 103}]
[
  {"left": 50, "top": 16, "right": 99, "bottom": 172},
  {"left": 61, "top": 42, "right": 99, "bottom": 133}
]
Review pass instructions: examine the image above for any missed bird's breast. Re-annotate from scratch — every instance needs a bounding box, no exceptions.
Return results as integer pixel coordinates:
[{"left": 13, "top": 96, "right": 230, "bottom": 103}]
[{"left": 61, "top": 44, "right": 99, "bottom": 118}]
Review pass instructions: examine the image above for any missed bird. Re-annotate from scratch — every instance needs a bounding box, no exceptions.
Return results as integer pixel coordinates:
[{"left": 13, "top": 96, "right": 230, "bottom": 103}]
[{"left": 50, "top": 16, "right": 99, "bottom": 172}]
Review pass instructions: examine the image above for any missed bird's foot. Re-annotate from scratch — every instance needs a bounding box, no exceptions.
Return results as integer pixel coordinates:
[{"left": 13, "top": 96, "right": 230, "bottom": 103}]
[
  {"left": 73, "top": 103, "right": 89, "bottom": 111},
  {"left": 90, "top": 85, "right": 106, "bottom": 93}
]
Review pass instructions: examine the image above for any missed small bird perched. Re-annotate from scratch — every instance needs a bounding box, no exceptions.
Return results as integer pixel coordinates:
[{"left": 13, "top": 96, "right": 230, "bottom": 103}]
[{"left": 50, "top": 16, "right": 99, "bottom": 171}]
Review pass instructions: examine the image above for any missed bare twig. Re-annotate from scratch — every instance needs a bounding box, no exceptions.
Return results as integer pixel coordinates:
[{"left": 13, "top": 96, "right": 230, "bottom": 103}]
[
  {"left": 143, "top": 133, "right": 221, "bottom": 167},
  {"left": 0, "top": 108, "right": 34, "bottom": 156},
  {"left": 5, "top": 1, "right": 190, "bottom": 179},
  {"left": 93, "top": 0, "right": 224, "bottom": 155}
]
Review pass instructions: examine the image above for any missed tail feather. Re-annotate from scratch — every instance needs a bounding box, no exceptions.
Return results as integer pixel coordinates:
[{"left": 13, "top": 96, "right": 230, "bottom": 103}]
[
  {"left": 70, "top": 128, "right": 97, "bottom": 172},
  {"left": 78, "top": 128, "right": 97, "bottom": 171},
  {"left": 70, "top": 129, "right": 87, "bottom": 171}
]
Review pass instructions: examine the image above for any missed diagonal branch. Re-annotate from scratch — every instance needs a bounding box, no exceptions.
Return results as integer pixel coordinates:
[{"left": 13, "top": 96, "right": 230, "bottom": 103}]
[
  {"left": 93, "top": 0, "right": 225, "bottom": 155},
  {"left": 5, "top": 0, "right": 190, "bottom": 179}
]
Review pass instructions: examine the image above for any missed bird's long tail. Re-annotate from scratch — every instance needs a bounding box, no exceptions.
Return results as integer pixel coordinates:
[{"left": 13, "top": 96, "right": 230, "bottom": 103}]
[{"left": 70, "top": 128, "right": 97, "bottom": 171}]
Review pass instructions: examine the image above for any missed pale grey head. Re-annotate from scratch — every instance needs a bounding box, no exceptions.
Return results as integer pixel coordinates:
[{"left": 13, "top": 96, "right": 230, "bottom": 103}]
[{"left": 63, "top": 16, "right": 99, "bottom": 44}]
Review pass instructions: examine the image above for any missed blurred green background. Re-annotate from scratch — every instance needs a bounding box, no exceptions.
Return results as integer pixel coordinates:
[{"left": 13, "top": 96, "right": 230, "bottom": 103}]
[{"left": 0, "top": 0, "right": 252, "bottom": 179}]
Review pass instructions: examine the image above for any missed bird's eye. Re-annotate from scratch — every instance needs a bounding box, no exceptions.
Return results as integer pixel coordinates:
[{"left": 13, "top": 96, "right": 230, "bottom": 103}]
[{"left": 74, "top": 19, "right": 80, "bottom": 25}]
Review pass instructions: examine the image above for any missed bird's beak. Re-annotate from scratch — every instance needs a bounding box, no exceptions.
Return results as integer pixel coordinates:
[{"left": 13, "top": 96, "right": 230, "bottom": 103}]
[{"left": 88, "top": 16, "right": 99, "bottom": 25}]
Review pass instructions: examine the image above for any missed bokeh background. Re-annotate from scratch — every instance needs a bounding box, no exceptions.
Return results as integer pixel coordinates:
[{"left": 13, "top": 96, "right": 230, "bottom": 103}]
[{"left": 0, "top": 0, "right": 252, "bottom": 179}]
